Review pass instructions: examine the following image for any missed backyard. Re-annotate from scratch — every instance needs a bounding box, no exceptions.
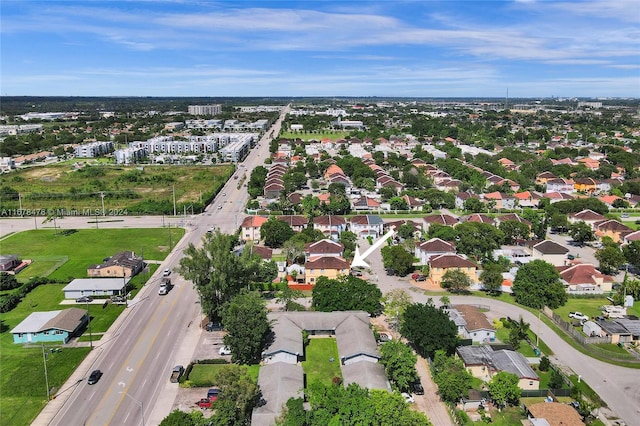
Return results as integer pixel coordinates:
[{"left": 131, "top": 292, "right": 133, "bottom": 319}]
[
  {"left": 301, "top": 337, "right": 342, "bottom": 387},
  {"left": 185, "top": 363, "right": 260, "bottom": 388}
]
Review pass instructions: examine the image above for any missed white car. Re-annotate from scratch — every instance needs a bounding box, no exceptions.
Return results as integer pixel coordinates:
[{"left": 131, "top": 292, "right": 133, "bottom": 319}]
[
  {"left": 219, "top": 346, "right": 231, "bottom": 356},
  {"left": 401, "top": 392, "right": 415, "bottom": 403},
  {"left": 163, "top": 269, "right": 171, "bottom": 277},
  {"left": 569, "top": 311, "right": 589, "bottom": 321}
]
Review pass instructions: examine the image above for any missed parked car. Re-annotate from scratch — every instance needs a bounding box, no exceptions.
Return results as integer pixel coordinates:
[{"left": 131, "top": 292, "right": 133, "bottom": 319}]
[
  {"left": 207, "top": 388, "right": 220, "bottom": 401},
  {"left": 206, "top": 322, "right": 223, "bottom": 332},
  {"left": 170, "top": 365, "right": 184, "bottom": 383},
  {"left": 411, "top": 381, "right": 425, "bottom": 395},
  {"left": 401, "top": 392, "right": 415, "bottom": 403},
  {"left": 219, "top": 346, "right": 232, "bottom": 356},
  {"left": 567, "top": 254, "right": 575, "bottom": 260},
  {"left": 76, "top": 296, "right": 93, "bottom": 303},
  {"left": 569, "top": 311, "right": 589, "bottom": 321},
  {"left": 87, "top": 369, "right": 102, "bottom": 385},
  {"left": 110, "top": 295, "right": 126, "bottom": 303},
  {"left": 196, "top": 398, "right": 213, "bottom": 409},
  {"left": 621, "top": 214, "right": 629, "bottom": 219},
  {"left": 377, "top": 332, "right": 392, "bottom": 345}
]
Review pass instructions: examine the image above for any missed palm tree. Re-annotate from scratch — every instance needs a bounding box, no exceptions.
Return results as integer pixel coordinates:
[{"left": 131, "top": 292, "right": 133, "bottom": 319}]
[{"left": 508, "top": 317, "right": 530, "bottom": 350}]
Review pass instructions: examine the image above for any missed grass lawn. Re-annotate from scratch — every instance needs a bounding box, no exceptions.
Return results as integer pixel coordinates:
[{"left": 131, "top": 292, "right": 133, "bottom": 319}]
[
  {"left": 553, "top": 298, "right": 611, "bottom": 322},
  {"left": 593, "top": 343, "right": 629, "bottom": 354},
  {"left": 0, "top": 164, "right": 233, "bottom": 213},
  {"left": 1, "top": 228, "right": 184, "bottom": 282},
  {"left": 302, "top": 338, "right": 342, "bottom": 387},
  {"left": 185, "top": 364, "right": 260, "bottom": 388},
  {"left": 474, "top": 405, "right": 525, "bottom": 425},
  {"left": 279, "top": 131, "right": 351, "bottom": 141}
]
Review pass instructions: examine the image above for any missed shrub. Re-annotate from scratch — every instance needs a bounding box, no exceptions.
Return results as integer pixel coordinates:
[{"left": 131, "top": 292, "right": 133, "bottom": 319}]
[
  {"left": 539, "top": 356, "right": 550, "bottom": 372},
  {"left": 0, "top": 273, "right": 20, "bottom": 291}
]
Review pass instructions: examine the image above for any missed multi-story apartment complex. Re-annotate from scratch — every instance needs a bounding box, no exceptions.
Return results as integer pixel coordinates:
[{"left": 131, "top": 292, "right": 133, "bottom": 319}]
[
  {"left": 74, "top": 141, "right": 115, "bottom": 158},
  {"left": 188, "top": 104, "right": 222, "bottom": 116}
]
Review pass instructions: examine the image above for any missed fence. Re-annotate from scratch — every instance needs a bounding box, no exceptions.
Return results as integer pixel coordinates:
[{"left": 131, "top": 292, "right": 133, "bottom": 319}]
[{"left": 542, "top": 306, "right": 640, "bottom": 363}]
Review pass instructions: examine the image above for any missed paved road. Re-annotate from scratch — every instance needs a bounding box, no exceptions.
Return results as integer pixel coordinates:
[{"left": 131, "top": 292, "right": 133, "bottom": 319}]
[
  {"left": 23, "top": 106, "right": 289, "bottom": 426},
  {"left": 359, "top": 235, "right": 640, "bottom": 426}
]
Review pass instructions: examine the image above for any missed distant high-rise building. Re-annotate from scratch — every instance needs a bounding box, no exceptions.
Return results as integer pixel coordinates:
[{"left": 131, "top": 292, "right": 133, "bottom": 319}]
[{"left": 188, "top": 104, "right": 222, "bottom": 116}]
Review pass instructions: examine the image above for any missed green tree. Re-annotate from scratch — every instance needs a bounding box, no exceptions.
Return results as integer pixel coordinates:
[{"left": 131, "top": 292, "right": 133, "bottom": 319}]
[
  {"left": 455, "top": 222, "right": 504, "bottom": 261},
  {"left": 247, "top": 166, "right": 268, "bottom": 198},
  {"left": 383, "top": 289, "right": 412, "bottom": 331},
  {"left": 548, "top": 368, "right": 565, "bottom": 389},
  {"left": 432, "top": 351, "right": 473, "bottom": 403},
  {"left": 512, "top": 260, "right": 567, "bottom": 309},
  {"left": 381, "top": 245, "right": 415, "bottom": 276},
  {"left": 488, "top": 372, "right": 521, "bottom": 410},
  {"left": 178, "top": 231, "right": 254, "bottom": 320},
  {"left": 463, "top": 197, "right": 485, "bottom": 213},
  {"left": 312, "top": 275, "right": 382, "bottom": 315},
  {"left": 623, "top": 241, "right": 640, "bottom": 270},
  {"left": 508, "top": 317, "right": 530, "bottom": 351},
  {"left": 595, "top": 245, "right": 626, "bottom": 275},
  {"left": 276, "top": 398, "right": 308, "bottom": 426},
  {"left": 440, "top": 268, "right": 472, "bottom": 294},
  {"left": 428, "top": 223, "right": 458, "bottom": 241},
  {"left": 499, "top": 220, "right": 531, "bottom": 245},
  {"left": 261, "top": 217, "right": 295, "bottom": 248},
  {"left": 222, "top": 291, "right": 271, "bottom": 364},
  {"left": 379, "top": 340, "right": 418, "bottom": 392},
  {"left": 212, "top": 364, "right": 259, "bottom": 425},
  {"left": 339, "top": 230, "right": 358, "bottom": 260},
  {"left": 282, "top": 239, "right": 306, "bottom": 265},
  {"left": 396, "top": 223, "right": 416, "bottom": 240},
  {"left": 401, "top": 302, "right": 459, "bottom": 358},
  {"left": 549, "top": 213, "right": 569, "bottom": 232},
  {"left": 159, "top": 410, "right": 207, "bottom": 426},
  {"left": 568, "top": 221, "right": 596, "bottom": 246},
  {"left": 389, "top": 197, "right": 409, "bottom": 210},
  {"left": 0, "top": 273, "right": 20, "bottom": 291},
  {"left": 276, "top": 282, "right": 305, "bottom": 311},
  {"left": 480, "top": 263, "right": 504, "bottom": 296}
]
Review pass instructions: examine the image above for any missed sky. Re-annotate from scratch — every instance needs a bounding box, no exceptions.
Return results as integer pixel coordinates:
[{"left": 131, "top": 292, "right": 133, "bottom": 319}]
[{"left": 1, "top": 0, "right": 639, "bottom": 98}]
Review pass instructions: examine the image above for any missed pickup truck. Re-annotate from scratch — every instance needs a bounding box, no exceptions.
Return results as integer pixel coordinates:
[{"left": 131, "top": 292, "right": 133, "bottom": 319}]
[
  {"left": 569, "top": 312, "right": 589, "bottom": 321},
  {"left": 159, "top": 278, "right": 172, "bottom": 295},
  {"left": 170, "top": 365, "right": 184, "bottom": 383},
  {"left": 196, "top": 398, "right": 212, "bottom": 409}
]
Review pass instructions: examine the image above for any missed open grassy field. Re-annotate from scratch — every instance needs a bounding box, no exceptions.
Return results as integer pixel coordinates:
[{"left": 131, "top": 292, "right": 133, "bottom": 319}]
[
  {"left": 302, "top": 337, "right": 342, "bottom": 387},
  {"left": 0, "top": 228, "right": 184, "bottom": 282},
  {"left": 0, "top": 163, "right": 233, "bottom": 214},
  {"left": 279, "top": 130, "right": 352, "bottom": 141}
]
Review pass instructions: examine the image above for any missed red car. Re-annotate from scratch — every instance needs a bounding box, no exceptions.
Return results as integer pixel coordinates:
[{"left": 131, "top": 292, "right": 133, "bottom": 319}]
[
  {"left": 197, "top": 398, "right": 213, "bottom": 409},
  {"left": 411, "top": 273, "right": 426, "bottom": 281}
]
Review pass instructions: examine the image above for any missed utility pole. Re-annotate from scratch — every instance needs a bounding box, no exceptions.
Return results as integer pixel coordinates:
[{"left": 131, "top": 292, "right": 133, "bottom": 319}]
[
  {"left": 42, "top": 344, "right": 50, "bottom": 400},
  {"left": 86, "top": 302, "right": 93, "bottom": 349},
  {"left": 100, "top": 191, "right": 105, "bottom": 216},
  {"left": 172, "top": 185, "right": 177, "bottom": 216},
  {"left": 124, "top": 393, "right": 145, "bottom": 426}
]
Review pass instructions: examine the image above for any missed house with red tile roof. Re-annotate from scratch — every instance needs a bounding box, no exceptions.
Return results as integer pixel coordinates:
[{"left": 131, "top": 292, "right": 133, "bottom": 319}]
[
  {"left": 535, "top": 171, "right": 558, "bottom": 186},
  {"left": 623, "top": 230, "right": 640, "bottom": 245},
  {"left": 415, "top": 238, "right": 456, "bottom": 265},
  {"left": 542, "top": 191, "right": 574, "bottom": 203},
  {"left": 241, "top": 216, "right": 269, "bottom": 243},
  {"left": 482, "top": 192, "right": 516, "bottom": 210},
  {"left": 514, "top": 191, "right": 542, "bottom": 208},
  {"left": 495, "top": 213, "right": 532, "bottom": 229},
  {"left": 574, "top": 177, "right": 598, "bottom": 194},
  {"left": 568, "top": 209, "right": 606, "bottom": 227},
  {"left": 593, "top": 219, "right": 633, "bottom": 243},
  {"left": 305, "top": 239, "right": 344, "bottom": 260},
  {"left": 350, "top": 215, "right": 385, "bottom": 238},
  {"left": 429, "top": 254, "right": 478, "bottom": 286},
  {"left": 312, "top": 215, "right": 347, "bottom": 240},
  {"left": 526, "top": 401, "right": 585, "bottom": 426},
  {"left": 545, "top": 178, "right": 574, "bottom": 194},
  {"left": 558, "top": 263, "right": 614, "bottom": 294},
  {"left": 597, "top": 194, "right": 622, "bottom": 208},
  {"left": 277, "top": 215, "right": 308, "bottom": 233},
  {"left": 353, "top": 196, "right": 381, "bottom": 211},
  {"left": 462, "top": 213, "right": 495, "bottom": 225},
  {"left": 422, "top": 213, "right": 458, "bottom": 233},
  {"left": 304, "top": 256, "right": 350, "bottom": 287}
]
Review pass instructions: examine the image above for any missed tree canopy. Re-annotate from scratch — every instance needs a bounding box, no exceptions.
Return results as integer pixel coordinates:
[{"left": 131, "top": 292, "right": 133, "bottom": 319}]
[
  {"left": 440, "top": 268, "right": 472, "bottom": 294},
  {"left": 312, "top": 275, "right": 382, "bottom": 315},
  {"left": 381, "top": 245, "right": 415, "bottom": 276},
  {"left": 595, "top": 245, "right": 626, "bottom": 275},
  {"left": 512, "top": 260, "right": 567, "bottom": 309},
  {"left": 222, "top": 291, "right": 271, "bottom": 364},
  {"left": 487, "top": 372, "right": 521, "bottom": 409},
  {"left": 178, "top": 230, "right": 256, "bottom": 320},
  {"left": 568, "top": 221, "right": 596, "bottom": 246},
  {"left": 480, "top": 262, "right": 504, "bottom": 296},
  {"left": 401, "top": 302, "right": 458, "bottom": 358},
  {"left": 211, "top": 364, "right": 260, "bottom": 425},
  {"left": 277, "top": 383, "right": 433, "bottom": 426},
  {"left": 379, "top": 340, "right": 418, "bottom": 392},
  {"left": 261, "top": 217, "right": 295, "bottom": 248},
  {"left": 432, "top": 351, "right": 473, "bottom": 403},
  {"left": 455, "top": 222, "right": 504, "bottom": 261}
]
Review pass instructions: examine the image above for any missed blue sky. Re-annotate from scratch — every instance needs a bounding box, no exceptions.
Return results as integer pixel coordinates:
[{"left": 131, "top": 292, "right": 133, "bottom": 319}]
[{"left": 1, "top": 1, "right": 639, "bottom": 97}]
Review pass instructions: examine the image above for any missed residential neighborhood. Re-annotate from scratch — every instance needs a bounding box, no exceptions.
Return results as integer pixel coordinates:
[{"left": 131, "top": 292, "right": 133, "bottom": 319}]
[{"left": 1, "top": 97, "right": 640, "bottom": 426}]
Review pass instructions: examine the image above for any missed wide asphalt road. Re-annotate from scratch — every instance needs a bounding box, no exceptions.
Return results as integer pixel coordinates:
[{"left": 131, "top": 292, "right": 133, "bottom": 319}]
[
  {"left": 360, "top": 237, "right": 640, "bottom": 425},
  {"left": 21, "top": 106, "right": 288, "bottom": 426}
]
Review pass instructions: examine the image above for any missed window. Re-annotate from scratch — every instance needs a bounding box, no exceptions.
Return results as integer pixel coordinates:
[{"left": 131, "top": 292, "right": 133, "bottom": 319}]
[{"left": 529, "top": 381, "right": 533, "bottom": 386}]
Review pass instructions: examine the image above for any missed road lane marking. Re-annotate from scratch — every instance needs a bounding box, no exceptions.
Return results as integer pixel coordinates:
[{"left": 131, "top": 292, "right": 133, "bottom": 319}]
[{"left": 88, "top": 291, "right": 181, "bottom": 425}]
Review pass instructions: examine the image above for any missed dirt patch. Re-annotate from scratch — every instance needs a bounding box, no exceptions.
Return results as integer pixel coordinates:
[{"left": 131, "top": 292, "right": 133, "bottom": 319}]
[{"left": 172, "top": 387, "right": 214, "bottom": 418}]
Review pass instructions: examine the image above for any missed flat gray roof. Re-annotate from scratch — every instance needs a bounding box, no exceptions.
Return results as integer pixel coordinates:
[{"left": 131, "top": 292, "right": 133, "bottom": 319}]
[{"left": 62, "top": 278, "right": 130, "bottom": 292}]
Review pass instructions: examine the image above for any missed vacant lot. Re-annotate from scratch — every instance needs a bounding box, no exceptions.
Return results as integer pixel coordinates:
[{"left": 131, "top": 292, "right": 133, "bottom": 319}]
[
  {"left": 1, "top": 228, "right": 184, "bottom": 282},
  {"left": 0, "top": 163, "right": 233, "bottom": 214},
  {"left": 301, "top": 337, "right": 342, "bottom": 387}
]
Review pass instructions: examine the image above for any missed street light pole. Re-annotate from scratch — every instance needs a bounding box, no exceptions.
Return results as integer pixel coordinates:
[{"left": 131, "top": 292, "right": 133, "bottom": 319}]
[
  {"left": 42, "top": 344, "right": 50, "bottom": 400},
  {"left": 124, "top": 392, "right": 145, "bottom": 426}
]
